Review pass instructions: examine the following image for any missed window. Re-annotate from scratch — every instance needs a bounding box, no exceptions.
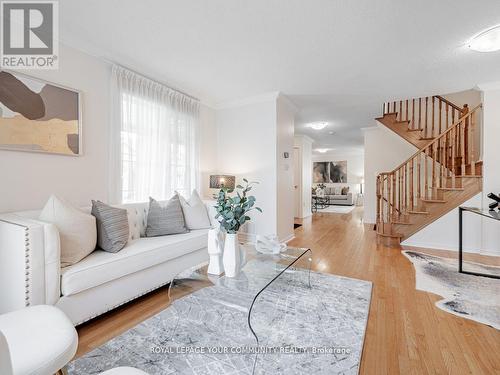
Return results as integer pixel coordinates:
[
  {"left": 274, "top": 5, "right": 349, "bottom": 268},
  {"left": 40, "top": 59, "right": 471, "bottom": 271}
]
[{"left": 110, "top": 66, "right": 199, "bottom": 203}]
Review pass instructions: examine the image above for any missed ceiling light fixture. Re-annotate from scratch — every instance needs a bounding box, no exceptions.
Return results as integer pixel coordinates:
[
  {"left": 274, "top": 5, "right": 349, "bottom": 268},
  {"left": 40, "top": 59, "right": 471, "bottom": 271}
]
[
  {"left": 469, "top": 25, "right": 500, "bottom": 52},
  {"left": 307, "top": 122, "right": 328, "bottom": 130},
  {"left": 315, "top": 148, "right": 330, "bottom": 153}
]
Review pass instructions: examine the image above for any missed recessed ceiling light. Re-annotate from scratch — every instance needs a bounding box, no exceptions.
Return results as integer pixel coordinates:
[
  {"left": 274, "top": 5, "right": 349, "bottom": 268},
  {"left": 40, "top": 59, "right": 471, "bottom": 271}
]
[
  {"left": 329, "top": 131, "right": 334, "bottom": 135},
  {"left": 315, "top": 148, "right": 330, "bottom": 153},
  {"left": 307, "top": 122, "right": 328, "bottom": 130},
  {"left": 469, "top": 25, "right": 500, "bottom": 52}
]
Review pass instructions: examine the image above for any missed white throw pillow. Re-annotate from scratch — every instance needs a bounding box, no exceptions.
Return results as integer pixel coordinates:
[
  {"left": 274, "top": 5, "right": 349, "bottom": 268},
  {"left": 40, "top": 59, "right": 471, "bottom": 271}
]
[
  {"left": 177, "top": 190, "right": 211, "bottom": 230},
  {"left": 39, "top": 195, "right": 97, "bottom": 267}
]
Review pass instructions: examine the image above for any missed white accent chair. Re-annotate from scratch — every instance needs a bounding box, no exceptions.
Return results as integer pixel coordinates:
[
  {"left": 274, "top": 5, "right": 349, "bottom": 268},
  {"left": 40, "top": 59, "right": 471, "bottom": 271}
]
[
  {"left": 0, "top": 305, "right": 148, "bottom": 375},
  {"left": 0, "top": 305, "right": 77, "bottom": 375}
]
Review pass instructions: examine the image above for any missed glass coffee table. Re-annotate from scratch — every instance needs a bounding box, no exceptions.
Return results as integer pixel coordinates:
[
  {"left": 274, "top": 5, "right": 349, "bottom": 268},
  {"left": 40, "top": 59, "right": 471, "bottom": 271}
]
[{"left": 168, "top": 244, "right": 313, "bottom": 348}]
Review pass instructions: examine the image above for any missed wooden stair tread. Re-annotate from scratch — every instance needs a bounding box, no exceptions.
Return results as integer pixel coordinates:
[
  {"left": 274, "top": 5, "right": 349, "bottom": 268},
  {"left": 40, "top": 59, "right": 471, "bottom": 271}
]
[
  {"left": 376, "top": 231, "right": 403, "bottom": 238},
  {"left": 420, "top": 137, "right": 435, "bottom": 140},
  {"left": 421, "top": 199, "right": 446, "bottom": 203},
  {"left": 437, "top": 187, "right": 464, "bottom": 191},
  {"left": 407, "top": 128, "right": 423, "bottom": 132},
  {"left": 408, "top": 210, "right": 429, "bottom": 214},
  {"left": 392, "top": 221, "right": 412, "bottom": 225}
]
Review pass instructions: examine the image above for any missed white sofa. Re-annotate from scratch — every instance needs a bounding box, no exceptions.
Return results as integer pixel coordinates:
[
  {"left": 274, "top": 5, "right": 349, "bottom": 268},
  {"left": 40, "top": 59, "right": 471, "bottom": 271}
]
[{"left": 0, "top": 201, "right": 216, "bottom": 325}]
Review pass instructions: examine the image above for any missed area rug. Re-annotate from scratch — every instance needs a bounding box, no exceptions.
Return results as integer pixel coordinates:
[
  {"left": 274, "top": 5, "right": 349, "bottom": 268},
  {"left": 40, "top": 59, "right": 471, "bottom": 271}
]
[
  {"left": 403, "top": 251, "right": 500, "bottom": 330},
  {"left": 317, "top": 205, "right": 355, "bottom": 214},
  {"left": 70, "top": 260, "right": 372, "bottom": 374}
]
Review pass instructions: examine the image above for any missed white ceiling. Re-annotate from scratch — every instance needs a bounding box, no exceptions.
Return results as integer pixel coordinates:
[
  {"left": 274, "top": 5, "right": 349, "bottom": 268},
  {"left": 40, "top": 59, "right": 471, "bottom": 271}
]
[{"left": 59, "top": 0, "right": 500, "bottom": 149}]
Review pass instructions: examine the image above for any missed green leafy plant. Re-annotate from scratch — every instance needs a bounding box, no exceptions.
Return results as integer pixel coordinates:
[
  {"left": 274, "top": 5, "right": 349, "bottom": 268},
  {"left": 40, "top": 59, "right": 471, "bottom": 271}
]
[
  {"left": 316, "top": 183, "right": 326, "bottom": 190},
  {"left": 214, "top": 178, "right": 262, "bottom": 234}
]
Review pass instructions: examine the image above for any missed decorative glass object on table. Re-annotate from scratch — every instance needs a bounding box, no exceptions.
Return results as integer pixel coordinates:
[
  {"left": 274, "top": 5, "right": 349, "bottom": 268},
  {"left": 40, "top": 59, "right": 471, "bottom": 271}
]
[{"left": 168, "top": 243, "right": 313, "bottom": 373}]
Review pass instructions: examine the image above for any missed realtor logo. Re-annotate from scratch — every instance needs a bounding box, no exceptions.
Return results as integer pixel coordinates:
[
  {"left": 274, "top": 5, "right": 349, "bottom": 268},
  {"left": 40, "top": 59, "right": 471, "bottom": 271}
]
[{"left": 1, "top": 1, "right": 58, "bottom": 69}]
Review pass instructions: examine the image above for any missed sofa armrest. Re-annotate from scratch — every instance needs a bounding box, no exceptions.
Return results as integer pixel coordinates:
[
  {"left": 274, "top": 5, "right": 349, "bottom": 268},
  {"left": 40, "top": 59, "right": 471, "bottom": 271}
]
[
  {"left": 0, "top": 215, "right": 60, "bottom": 314},
  {"left": 346, "top": 192, "right": 354, "bottom": 204}
]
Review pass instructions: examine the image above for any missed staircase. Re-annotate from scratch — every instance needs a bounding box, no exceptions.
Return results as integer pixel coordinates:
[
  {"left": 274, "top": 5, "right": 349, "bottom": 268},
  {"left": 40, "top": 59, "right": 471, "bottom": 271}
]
[{"left": 375, "top": 96, "right": 483, "bottom": 242}]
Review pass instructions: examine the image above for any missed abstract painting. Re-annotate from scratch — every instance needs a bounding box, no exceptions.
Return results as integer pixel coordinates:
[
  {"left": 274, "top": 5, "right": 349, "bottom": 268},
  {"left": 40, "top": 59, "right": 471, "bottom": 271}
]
[
  {"left": 0, "top": 71, "right": 81, "bottom": 155},
  {"left": 313, "top": 160, "right": 347, "bottom": 183},
  {"left": 329, "top": 160, "right": 347, "bottom": 183}
]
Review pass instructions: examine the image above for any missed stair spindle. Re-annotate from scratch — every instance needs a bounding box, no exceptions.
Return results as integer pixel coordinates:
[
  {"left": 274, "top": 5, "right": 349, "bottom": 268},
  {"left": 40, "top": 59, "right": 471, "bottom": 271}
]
[{"left": 425, "top": 97, "right": 429, "bottom": 138}]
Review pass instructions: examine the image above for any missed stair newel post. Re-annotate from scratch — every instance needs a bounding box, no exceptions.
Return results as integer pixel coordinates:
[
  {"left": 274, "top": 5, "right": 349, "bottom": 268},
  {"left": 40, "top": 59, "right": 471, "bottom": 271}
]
[
  {"left": 438, "top": 99, "right": 442, "bottom": 134},
  {"left": 405, "top": 99, "right": 409, "bottom": 125},
  {"left": 411, "top": 99, "right": 415, "bottom": 130},
  {"left": 417, "top": 154, "right": 421, "bottom": 200},
  {"left": 410, "top": 160, "right": 414, "bottom": 209},
  {"left": 451, "top": 126, "right": 456, "bottom": 188},
  {"left": 470, "top": 111, "right": 475, "bottom": 175},
  {"left": 418, "top": 97, "right": 422, "bottom": 131},
  {"left": 445, "top": 103, "right": 449, "bottom": 132},
  {"left": 462, "top": 104, "right": 469, "bottom": 165},
  {"left": 424, "top": 147, "right": 429, "bottom": 199},
  {"left": 460, "top": 119, "right": 466, "bottom": 176},
  {"left": 425, "top": 97, "right": 429, "bottom": 138},
  {"left": 399, "top": 101, "right": 402, "bottom": 121},
  {"left": 432, "top": 142, "right": 437, "bottom": 194},
  {"left": 393, "top": 101, "right": 396, "bottom": 114},
  {"left": 392, "top": 173, "right": 396, "bottom": 219},
  {"left": 431, "top": 96, "right": 435, "bottom": 138}
]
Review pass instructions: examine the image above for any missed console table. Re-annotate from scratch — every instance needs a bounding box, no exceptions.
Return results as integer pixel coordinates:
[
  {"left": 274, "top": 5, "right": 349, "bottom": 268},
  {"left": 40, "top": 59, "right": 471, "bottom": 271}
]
[{"left": 459, "top": 206, "right": 500, "bottom": 279}]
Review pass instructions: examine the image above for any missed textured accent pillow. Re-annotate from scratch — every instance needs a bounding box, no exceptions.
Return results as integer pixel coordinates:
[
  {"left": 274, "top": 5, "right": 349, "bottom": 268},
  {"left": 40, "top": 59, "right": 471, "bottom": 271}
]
[
  {"left": 91, "top": 200, "right": 129, "bottom": 253},
  {"left": 177, "top": 190, "right": 211, "bottom": 230},
  {"left": 146, "top": 195, "right": 188, "bottom": 237},
  {"left": 341, "top": 186, "right": 350, "bottom": 195},
  {"left": 39, "top": 195, "right": 97, "bottom": 267}
]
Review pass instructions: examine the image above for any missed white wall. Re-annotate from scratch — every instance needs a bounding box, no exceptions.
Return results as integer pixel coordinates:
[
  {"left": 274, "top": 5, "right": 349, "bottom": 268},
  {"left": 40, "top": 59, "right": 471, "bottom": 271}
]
[
  {"left": 479, "top": 83, "right": 500, "bottom": 256},
  {"left": 199, "top": 104, "right": 218, "bottom": 199},
  {"left": 312, "top": 149, "right": 365, "bottom": 194},
  {"left": 276, "top": 96, "right": 296, "bottom": 242},
  {"left": 363, "top": 124, "right": 417, "bottom": 223},
  {"left": 215, "top": 98, "right": 278, "bottom": 240},
  {"left": 294, "top": 135, "right": 313, "bottom": 218},
  {"left": 0, "top": 44, "right": 219, "bottom": 213},
  {"left": 0, "top": 44, "right": 111, "bottom": 212}
]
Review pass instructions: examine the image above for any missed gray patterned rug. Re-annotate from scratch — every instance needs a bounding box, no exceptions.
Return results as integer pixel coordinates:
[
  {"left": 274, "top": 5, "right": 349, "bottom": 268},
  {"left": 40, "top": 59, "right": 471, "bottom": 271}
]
[
  {"left": 403, "top": 251, "right": 500, "bottom": 329},
  {"left": 70, "top": 260, "right": 372, "bottom": 374}
]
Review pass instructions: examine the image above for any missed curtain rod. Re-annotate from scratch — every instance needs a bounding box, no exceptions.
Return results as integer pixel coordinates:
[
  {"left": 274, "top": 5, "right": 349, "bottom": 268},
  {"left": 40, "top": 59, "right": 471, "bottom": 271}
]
[{"left": 106, "top": 59, "right": 200, "bottom": 102}]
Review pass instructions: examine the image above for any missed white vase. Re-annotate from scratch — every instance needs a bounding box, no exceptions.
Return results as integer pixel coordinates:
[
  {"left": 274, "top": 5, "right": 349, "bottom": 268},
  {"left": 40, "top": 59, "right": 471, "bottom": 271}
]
[
  {"left": 223, "top": 233, "right": 241, "bottom": 277},
  {"left": 207, "top": 228, "right": 224, "bottom": 275}
]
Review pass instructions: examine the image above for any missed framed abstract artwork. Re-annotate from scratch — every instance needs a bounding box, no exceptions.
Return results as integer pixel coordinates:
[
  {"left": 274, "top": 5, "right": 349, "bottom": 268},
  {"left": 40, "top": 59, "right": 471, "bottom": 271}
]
[
  {"left": 313, "top": 160, "right": 347, "bottom": 183},
  {"left": 0, "top": 71, "right": 82, "bottom": 156}
]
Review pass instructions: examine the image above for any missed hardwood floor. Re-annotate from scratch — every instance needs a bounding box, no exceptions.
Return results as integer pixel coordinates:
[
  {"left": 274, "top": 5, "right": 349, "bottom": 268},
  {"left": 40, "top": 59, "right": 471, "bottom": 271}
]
[{"left": 76, "top": 207, "right": 500, "bottom": 374}]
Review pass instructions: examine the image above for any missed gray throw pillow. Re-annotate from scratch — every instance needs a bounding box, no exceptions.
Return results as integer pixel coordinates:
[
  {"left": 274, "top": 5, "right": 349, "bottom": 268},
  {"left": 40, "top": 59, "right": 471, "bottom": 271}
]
[
  {"left": 91, "top": 200, "right": 129, "bottom": 253},
  {"left": 146, "top": 195, "right": 188, "bottom": 237}
]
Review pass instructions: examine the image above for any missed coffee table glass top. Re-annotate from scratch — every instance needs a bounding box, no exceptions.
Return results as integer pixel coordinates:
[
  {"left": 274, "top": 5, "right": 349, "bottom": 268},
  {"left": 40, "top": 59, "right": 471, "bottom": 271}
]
[{"left": 168, "top": 244, "right": 312, "bottom": 343}]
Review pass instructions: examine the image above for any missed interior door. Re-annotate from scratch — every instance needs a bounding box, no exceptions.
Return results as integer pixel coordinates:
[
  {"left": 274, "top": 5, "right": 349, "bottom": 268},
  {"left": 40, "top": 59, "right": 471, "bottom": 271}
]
[{"left": 293, "top": 147, "right": 301, "bottom": 218}]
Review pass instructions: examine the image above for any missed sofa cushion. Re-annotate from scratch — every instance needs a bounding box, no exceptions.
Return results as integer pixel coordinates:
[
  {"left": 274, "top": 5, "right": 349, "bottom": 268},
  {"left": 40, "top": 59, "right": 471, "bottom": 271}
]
[
  {"left": 60, "top": 229, "right": 208, "bottom": 296},
  {"left": 39, "top": 195, "right": 97, "bottom": 267},
  {"left": 146, "top": 195, "right": 188, "bottom": 237},
  {"left": 331, "top": 195, "right": 348, "bottom": 200},
  {"left": 178, "top": 190, "right": 211, "bottom": 230},
  {"left": 92, "top": 200, "right": 129, "bottom": 253}
]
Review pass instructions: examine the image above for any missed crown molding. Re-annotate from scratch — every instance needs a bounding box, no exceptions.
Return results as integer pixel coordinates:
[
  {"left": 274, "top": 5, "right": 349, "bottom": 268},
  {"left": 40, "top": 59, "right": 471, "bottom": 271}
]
[
  {"left": 277, "top": 93, "right": 299, "bottom": 114},
  {"left": 476, "top": 81, "right": 500, "bottom": 91},
  {"left": 294, "top": 134, "right": 314, "bottom": 144}
]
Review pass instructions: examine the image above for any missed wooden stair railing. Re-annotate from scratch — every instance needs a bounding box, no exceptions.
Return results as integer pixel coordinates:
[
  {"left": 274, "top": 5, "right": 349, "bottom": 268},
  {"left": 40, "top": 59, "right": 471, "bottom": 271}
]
[
  {"left": 382, "top": 95, "right": 467, "bottom": 139},
  {"left": 376, "top": 104, "right": 482, "bottom": 237}
]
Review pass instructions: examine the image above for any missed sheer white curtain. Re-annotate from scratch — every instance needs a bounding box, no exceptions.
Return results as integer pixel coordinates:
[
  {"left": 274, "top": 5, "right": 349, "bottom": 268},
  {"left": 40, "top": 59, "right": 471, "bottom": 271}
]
[{"left": 109, "top": 65, "right": 200, "bottom": 203}]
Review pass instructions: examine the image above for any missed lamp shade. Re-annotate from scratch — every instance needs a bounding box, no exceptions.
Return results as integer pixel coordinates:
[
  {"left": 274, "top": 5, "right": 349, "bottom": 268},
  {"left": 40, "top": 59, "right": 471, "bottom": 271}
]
[{"left": 209, "top": 175, "right": 236, "bottom": 189}]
